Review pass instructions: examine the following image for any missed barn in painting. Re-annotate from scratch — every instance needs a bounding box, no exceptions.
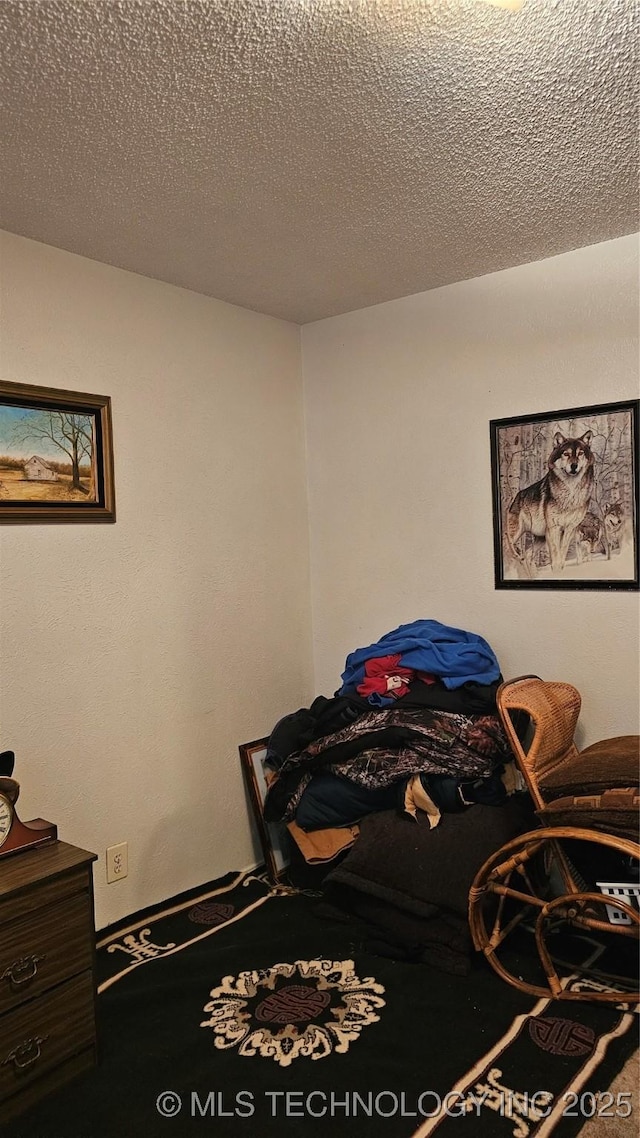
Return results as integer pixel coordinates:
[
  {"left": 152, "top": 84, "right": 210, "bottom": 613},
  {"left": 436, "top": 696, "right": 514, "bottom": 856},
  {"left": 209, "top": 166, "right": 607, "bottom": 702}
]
[{"left": 24, "top": 455, "right": 59, "bottom": 481}]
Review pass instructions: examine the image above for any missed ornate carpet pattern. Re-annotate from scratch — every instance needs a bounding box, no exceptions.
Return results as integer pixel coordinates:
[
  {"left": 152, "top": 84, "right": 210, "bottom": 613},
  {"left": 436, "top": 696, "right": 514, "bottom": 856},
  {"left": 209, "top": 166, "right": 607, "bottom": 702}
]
[{"left": 6, "top": 869, "right": 638, "bottom": 1138}]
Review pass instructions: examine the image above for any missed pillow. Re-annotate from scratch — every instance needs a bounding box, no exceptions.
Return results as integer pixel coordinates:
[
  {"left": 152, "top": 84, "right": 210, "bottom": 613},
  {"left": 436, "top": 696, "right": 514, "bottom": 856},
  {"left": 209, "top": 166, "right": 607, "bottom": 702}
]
[
  {"left": 538, "top": 786, "right": 639, "bottom": 839},
  {"left": 539, "top": 735, "right": 639, "bottom": 799}
]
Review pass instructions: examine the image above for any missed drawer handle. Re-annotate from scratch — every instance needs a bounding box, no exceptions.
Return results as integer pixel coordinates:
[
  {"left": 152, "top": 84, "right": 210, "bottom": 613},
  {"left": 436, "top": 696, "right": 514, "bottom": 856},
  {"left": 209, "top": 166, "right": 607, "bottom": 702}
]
[
  {"left": 1, "top": 954, "right": 45, "bottom": 987},
  {"left": 2, "top": 1035, "right": 49, "bottom": 1073}
]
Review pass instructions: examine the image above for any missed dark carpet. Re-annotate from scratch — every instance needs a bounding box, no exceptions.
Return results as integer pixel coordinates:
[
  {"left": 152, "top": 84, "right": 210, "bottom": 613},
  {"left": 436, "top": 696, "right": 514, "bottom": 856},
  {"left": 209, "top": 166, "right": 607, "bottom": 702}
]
[{"left": 5, "top": 870, "right": 638, "bottom": 1138}]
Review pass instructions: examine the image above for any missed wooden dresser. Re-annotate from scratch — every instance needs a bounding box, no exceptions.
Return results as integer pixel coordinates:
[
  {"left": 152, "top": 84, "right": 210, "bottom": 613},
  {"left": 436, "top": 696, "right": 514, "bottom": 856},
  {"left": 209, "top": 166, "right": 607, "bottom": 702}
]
[{"left": 0, "top": 841, "right": 98, "bottom": 1122}]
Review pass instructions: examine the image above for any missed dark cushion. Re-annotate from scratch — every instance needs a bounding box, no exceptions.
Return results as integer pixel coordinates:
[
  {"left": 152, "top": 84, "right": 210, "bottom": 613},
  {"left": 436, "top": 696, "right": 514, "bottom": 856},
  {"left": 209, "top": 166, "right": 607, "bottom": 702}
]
[
  {"left": 540, "top": 735, "right": 639, "bottom": 798},
  {"left": 539, "top": 786, "right": 639, "bottom": 840},
  {"left": 325, "top": 794, "right": 535, "bottom": 919}
]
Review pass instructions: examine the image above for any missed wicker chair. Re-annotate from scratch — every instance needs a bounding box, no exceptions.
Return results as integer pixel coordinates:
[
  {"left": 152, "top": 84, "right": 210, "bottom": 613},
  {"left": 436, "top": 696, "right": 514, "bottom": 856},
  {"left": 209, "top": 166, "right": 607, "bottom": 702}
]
[{"left": 468, "top": 675, "right": 639, "bottom": 1003}]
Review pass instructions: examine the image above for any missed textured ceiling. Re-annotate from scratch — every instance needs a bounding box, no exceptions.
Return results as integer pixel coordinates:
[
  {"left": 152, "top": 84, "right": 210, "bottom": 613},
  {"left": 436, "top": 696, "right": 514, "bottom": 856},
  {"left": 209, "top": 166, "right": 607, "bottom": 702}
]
[{"left": 0, "top": 0, "right": 638, "bottom": 324}]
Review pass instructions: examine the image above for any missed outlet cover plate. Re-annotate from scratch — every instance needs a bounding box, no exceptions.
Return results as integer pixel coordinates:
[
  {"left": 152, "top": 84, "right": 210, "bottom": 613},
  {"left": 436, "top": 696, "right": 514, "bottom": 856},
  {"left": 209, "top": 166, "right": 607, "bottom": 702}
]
[{"left": 106, "top": 842, "right": 128, "bottom": 883}]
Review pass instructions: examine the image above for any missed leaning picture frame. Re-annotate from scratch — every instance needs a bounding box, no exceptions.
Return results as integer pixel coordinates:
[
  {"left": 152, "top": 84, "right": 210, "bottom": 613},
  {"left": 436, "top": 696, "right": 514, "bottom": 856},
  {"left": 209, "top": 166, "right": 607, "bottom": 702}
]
[
  {"left": 239, "top": 738, "right": 290, "bottom": 883},
  {"left": 0, "top": 379, "right": 116, "bottom": 523},
  {"left": 490, "top": 399, "right": 639, "bottom": 591}
]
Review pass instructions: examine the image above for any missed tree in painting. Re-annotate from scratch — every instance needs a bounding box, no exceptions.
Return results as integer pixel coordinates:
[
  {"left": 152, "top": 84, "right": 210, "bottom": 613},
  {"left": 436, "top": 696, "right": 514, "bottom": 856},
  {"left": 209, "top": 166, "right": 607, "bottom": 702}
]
[{"left": 11, "top": 409, "right": 95, "bottom": 496}]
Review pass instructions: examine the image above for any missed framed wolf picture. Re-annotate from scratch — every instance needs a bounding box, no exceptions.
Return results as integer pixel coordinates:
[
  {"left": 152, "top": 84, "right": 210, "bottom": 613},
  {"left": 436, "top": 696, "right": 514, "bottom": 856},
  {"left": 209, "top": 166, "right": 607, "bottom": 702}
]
[{"left": 490, "top": 400, "right": 639, "bottom": 591}]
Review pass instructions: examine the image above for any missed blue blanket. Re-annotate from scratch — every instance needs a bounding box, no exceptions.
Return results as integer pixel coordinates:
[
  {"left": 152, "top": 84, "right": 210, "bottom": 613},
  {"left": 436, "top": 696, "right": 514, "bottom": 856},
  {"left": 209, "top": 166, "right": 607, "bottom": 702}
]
[{"left": 339, "top": 619, "right": 501, "bottom": 695}]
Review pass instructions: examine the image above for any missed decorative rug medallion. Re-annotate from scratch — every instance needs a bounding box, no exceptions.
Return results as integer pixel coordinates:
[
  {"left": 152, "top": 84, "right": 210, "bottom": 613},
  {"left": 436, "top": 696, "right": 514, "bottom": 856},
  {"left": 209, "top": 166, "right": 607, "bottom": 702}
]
[
  {"left": 528, "top": 1016, "right": 595, "bottom": 1057},
  {"left": 200, "top": 957, "right": 386, "bottom": 1066},
  {"left": 188, "top": 900, "right": 235, "bottom": 925}
]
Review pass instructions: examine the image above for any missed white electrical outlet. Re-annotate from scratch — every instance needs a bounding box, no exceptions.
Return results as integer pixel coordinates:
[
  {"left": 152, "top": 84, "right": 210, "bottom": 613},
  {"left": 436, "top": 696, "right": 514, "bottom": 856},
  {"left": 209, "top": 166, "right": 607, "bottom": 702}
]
[{"left": 106, "top": 842, "right": 128, "bottom": 883}]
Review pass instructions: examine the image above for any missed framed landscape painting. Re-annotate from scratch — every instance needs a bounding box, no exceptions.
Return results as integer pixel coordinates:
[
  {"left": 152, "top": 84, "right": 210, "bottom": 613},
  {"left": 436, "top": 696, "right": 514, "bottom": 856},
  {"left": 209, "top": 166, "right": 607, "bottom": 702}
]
[
  {"left": 0, "top": 380, "right": 115, "bottom": 523},
  {"left": 490, "top": 399, "right": 639, "bottom": 590}
]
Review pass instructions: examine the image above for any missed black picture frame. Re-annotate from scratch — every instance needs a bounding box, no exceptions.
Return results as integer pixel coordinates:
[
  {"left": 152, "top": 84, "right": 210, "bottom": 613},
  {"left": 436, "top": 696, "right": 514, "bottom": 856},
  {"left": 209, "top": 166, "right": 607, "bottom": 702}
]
[
  {"left": 490, "top": 399, "right": 639, "bottom": 591},
  {"left": 239, "top": 738, "right": 289, "bottom": 883},
  {"left": 0, "top": 380, "right": 115, "bottom": 523}
]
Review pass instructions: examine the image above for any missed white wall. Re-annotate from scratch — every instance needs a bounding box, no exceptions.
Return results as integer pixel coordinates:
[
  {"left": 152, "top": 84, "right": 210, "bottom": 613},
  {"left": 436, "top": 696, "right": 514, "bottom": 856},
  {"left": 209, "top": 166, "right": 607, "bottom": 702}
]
[
  {"left": 302, "top": 235, "right": 640, "bottom": 747},
  {"left": 0, "top": 231, "right": 313, "bottom": 928}
]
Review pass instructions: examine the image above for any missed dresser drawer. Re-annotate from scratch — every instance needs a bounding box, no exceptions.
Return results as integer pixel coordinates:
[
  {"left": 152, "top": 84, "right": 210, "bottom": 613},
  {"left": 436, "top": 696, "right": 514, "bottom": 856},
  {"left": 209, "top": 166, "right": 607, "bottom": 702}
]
[
  {"left": 0, "top": 892, "right": 93, "bottom": 1015},
  {"left": 0, "top": 863, "right": 92, "bottom": 926},
  {"left": 0, "top": 970, "right": 95, "bottom": 1101}
]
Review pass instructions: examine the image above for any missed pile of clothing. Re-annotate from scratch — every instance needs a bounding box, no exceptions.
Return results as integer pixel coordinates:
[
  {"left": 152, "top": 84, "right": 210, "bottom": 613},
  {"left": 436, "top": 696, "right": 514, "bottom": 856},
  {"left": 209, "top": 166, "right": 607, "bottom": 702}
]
[
  {"left": 264, "top": 619, "right": 517, "bottom": 853},
  {"left": 262, "top": 619, "right": 532, "bottom": 973}
]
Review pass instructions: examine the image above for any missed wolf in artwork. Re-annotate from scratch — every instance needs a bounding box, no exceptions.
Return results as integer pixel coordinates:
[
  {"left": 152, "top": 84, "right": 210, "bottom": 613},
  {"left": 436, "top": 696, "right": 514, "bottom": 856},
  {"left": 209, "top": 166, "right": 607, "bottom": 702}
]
[{"left": 506, "top": 431, "right": 595, "bottom": 573}]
